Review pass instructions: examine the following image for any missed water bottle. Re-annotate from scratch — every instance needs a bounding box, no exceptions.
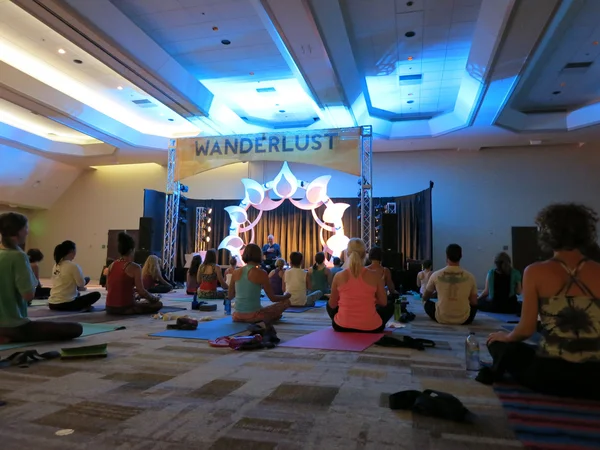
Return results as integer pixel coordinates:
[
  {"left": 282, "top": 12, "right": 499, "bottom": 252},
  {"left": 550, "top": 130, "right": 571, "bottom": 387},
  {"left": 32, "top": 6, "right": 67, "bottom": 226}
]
[
  {"left": 394, "top": 299, "right": 402, "bottom": 321},
  {"left": 224, "top": 298, "right": 232, "bottom": 315},
  {"left": 191, "top": 293, "right": 199, "bottom": 311},
  {"left": 465, "top": 332, "right": 480, "bottom": 371}
]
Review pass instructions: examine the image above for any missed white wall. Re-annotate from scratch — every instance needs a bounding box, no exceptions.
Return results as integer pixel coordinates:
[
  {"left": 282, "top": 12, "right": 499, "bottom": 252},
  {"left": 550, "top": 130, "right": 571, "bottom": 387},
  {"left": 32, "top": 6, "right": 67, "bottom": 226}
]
[{"left": 30, "top": 146, "right": 600, "bottom": 283}]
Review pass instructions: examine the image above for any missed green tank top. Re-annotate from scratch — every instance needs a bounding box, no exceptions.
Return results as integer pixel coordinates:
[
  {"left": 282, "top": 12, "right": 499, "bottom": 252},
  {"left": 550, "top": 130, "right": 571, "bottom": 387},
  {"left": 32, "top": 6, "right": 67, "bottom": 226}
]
[
  {"left": 311, "top": 266, "right": 329, "bottom": 294},
  {"left": 234, "top": 265, "right": 262, "bottom": 313}
]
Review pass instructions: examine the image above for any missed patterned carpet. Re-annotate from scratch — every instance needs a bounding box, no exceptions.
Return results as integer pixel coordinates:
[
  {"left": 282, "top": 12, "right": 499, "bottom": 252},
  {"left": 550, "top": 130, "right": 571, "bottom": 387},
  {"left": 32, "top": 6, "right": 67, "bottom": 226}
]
[{"left": 0, "top": 293, "right": 523, "bottom": 450}]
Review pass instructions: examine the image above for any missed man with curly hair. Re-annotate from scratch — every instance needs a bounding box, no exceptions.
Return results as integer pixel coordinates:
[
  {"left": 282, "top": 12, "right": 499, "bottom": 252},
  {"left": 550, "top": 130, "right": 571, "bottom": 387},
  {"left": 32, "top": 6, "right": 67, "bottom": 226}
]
[{"left": 484, "top": 203, "right": 600, "bottom": 399}]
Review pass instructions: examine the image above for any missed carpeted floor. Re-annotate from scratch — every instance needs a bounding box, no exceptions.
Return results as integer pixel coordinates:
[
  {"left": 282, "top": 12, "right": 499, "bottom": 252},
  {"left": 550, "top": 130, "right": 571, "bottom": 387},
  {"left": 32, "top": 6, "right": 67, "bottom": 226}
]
[{"left": 0, "top": 292, "right": 524, "bottom": 449}]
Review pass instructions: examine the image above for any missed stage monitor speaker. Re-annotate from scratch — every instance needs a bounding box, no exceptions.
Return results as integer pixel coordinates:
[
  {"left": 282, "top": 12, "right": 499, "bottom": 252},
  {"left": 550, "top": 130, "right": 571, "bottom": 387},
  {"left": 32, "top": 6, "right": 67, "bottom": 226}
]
[
  {"left": 139, "top": 217, "right": 154, "bottom": 251},
  {"left": 381, "top": 213, "right": 398, "bottom": 252}
]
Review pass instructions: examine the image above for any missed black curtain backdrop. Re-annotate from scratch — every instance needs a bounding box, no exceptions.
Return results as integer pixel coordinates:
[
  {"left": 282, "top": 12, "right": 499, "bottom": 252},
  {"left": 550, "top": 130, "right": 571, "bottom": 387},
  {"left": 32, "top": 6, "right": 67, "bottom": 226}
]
[{"left": 143, "top": 187, "right": 432, "bottom": 269}]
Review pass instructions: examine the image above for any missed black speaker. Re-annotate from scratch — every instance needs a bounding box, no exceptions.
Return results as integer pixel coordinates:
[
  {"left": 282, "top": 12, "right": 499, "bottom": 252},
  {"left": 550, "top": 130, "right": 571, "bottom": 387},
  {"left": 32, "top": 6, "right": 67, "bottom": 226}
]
[
  {"left": 134, "top": 249, "right": 152, "bottom": 266},
  {"left": 139, "top": 217, "right": 154, "bottom": 251},
  {"left": 381, "top": 213, "right": 398, "bottom": 252}
]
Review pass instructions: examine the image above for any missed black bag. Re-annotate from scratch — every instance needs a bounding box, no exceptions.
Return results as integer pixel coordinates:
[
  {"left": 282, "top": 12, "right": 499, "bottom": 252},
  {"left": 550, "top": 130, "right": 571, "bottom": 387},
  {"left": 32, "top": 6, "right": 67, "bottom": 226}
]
[{"left": 389, "top": 389, "right": 470, "bottom": 422}]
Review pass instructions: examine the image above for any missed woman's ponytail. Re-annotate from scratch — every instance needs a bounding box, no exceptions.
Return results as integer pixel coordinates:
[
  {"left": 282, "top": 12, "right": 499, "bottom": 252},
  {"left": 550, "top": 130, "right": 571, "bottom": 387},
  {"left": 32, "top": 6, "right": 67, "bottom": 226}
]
[
  {"left": 346, "top": 238, "right": 366, "bottom": 278},
  {"left": 54, "top": 240, "right": 76, "bottom": 264}
]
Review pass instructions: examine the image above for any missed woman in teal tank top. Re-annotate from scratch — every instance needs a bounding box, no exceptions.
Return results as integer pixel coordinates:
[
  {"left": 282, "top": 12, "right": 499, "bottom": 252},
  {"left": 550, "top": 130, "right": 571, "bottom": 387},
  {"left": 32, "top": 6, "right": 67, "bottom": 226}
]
[
  {"left": 309, "top": 252, "right": 330, "bottom": 298},
  {"left": 229, "top": 244, "right": 291, "bottom": 323}
]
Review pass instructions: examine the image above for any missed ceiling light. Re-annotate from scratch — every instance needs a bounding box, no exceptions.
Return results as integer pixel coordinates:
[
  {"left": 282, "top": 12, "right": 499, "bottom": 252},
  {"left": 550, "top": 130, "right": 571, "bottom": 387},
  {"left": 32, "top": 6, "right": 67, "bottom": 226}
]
[
  {"left": 552, "top": 91, "right": 561, "bottom": 95},
  {"left": 405, "top": 31, "right": 416, "bottom": 38},
  {"left": 406, "top": 1, "right": 414, "bottom": 5},
  {"left": 117, "top": 86, "right": 123, "bottom": 90},
  {"left": 249, "top": 72, "right": 255, "bottom": 75},
  {"left": 212, "top": 26, "right": 219, "bottom": 31},
  {"left": 407, "top": 100, "right": 414, "bottom": 104},
  {"left": 221, "top": 39, "right": 231, "bottom": 45},
  {"left": 73, "top": 59, "right": 82, "bottom": 64},
  {"left": 58, "top": 48, "right": 66, "bottom": 54},
  {"left": 168, "top": 118, "right": 174, "bottom": 121},
  {"left": 279, "top": 110, "right": 286, "bottom": 113},
  {"left": 407, "top": 56, "right": 413, "bottom": 61}
]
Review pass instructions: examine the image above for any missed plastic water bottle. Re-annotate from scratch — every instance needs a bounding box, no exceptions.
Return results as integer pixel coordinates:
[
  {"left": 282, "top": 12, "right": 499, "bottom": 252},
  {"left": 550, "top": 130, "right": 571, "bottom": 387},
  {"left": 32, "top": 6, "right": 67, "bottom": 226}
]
[
  {"left": 465, "top": 332, "right": 480, "bottom": 371},
  {"left": 224, "top": 298, "right": 232, "bottom": 315}
]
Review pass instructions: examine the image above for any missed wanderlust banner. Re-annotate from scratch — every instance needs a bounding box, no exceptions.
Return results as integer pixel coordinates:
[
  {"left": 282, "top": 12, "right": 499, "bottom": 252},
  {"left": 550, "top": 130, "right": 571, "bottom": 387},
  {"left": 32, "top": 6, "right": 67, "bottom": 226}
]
[{"left": 174, "top": 127, "right": 362, "bottom": 181}]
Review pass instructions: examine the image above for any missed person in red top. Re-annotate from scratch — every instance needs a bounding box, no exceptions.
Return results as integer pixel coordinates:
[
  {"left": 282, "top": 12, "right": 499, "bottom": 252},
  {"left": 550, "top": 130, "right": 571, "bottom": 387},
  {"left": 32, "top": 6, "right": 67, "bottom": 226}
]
[
  {"left": 327, "top": 238, "right": 394, "bottom": 332},
  {"left": 106, "top": 232, "right": 162, "bottom": 315}
]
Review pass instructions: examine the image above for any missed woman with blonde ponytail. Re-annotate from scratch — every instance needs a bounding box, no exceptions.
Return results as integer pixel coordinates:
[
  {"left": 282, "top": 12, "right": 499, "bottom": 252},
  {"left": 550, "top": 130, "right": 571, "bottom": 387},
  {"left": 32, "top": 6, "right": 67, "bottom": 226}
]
[{"left": 327, "top": 238, "right": 395, "bottom": 332}]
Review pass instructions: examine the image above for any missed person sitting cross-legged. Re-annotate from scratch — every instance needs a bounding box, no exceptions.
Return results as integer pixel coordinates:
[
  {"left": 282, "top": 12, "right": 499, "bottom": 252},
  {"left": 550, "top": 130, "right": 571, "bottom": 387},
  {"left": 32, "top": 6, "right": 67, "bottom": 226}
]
[
  {"left": 422, "top": 244, "right": 478, "bottom": 325},
  {"left": 0, "top": 212, "right": 82, "bottom": 344},
  {"left": 327, "top": 238, "right": 394, "bottom": 333},
  {"left": 105, "top": 232, "right": 163, "bottom": 315},
  {"left": 284, "top": 252, "right": 322, "bottom": 306},
  {"left": 485, "top": 203, "right": 600, "bottom": 400},
  {"left": 230, "top": 244, "right": 291, "bottom": 323},
  {"left": 142, "top": 255, "right": 174, "bottom": 294}
]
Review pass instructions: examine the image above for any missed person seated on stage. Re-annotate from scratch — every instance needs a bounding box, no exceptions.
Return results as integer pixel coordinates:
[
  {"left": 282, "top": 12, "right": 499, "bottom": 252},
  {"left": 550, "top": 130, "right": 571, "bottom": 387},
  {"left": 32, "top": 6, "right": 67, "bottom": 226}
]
[
  {"left": 327, "top": 238, "right": 394, "bottom": 333},
  {"left": 308, "top": 252, "right": 330, "bottom": 298},
  {"left": 230, "top": 244, "right": 291, "bottom": 323},
  {"left": 268, "top": 258, "right": 286, "bottom": 295},
  {"left": 329, "top": 257, "right": 344, "bottom": 280},
  {"left": 284, "top": 252, "right": 322, "bottom": 306},
  {"left": 27, "top": 248, "right": 51, "bottom": 300},
  {"left": 262, "top": 234, "right": 281, "bottom": 272},
  {"left": 48, "top": 241, "right": 101, "bottom": 312},
  {"left": 99, "top": 258, "right": 114, "bottom": 289},
  {"left": 477, "top": 252, "right": 522, "bottom": 314},
  {"left": 416, "top": 260, "right": 433, "bottom": 296},
  {"left": 186, "top": 254, "right": 201, "bottom": 295},
  {"left": 224, "top": 256, "right": 238, "bottom": 287},
  {"left": 142, "top": 255, "right": 174, "bottom": 294},
  {"left": 485, "top": 203, "right": 600, "bottom": 399},
  {"left": 106, "top": 232, "right": 162, "bottom": 315},
  {"left": 422, "top": 244, "right": 478, "bottom": 325},
  {"left": 366, "top": 246, "right": 399, "bottom": 298},
  {"left": 0, "top": 213, "right": 82, "bottom": 344},
  {"left": 197, "top": 249, "right": 228, "bottom": 299}
]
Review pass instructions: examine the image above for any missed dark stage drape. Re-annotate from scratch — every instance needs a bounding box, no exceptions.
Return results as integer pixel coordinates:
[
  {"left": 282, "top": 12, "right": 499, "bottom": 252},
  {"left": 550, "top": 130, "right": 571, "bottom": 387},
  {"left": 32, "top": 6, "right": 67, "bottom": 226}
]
[
  {"left": 144, "top": 187, "right": 432, "bottom": 270},
  {"left": 379, "top": 185, "right": 433, "bottom": 264}
]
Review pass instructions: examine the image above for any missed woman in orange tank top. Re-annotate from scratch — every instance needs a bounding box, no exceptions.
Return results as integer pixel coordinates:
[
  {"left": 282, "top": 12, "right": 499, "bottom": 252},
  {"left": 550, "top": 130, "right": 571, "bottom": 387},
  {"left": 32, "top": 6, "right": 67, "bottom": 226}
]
[{"left": 327, "top": 238, "right": 394, "bottom": 332}]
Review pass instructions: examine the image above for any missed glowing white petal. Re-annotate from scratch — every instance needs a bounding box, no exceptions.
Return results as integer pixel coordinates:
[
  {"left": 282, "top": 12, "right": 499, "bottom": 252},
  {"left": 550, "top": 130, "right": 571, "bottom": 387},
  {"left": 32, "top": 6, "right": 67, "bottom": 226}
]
[
  {"left": 326, "top": 233, "right": 350, "bottom": 255},
  {"left": 305, "top": 175, "right": 331, "bottom": 204},
  {"left": 241, "top": 178, "right": 265, "bottom": 205},
  {"left": 323, "top": 203, "right": 350, "bottom": 223},
  {"left": 290, "top": 197, "right": 320, "bottom": 211},
  {"left": 218, "top": 235, "right": 245, "bottom": 251},
  {"left": 272, "top": 162, "right": 298, "bottom": 199},
  {"left": 253, "top": 197, "right": 284, "bottom": 211},
  {"left": 224, "top": 206, "right": 248, "bottom": 224}
]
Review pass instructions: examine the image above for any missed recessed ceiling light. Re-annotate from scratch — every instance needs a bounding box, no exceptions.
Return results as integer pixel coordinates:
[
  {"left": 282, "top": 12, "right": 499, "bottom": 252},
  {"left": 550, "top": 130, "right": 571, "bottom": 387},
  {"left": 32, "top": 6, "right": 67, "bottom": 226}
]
[
  {"left": 117, "top": 86, "right": 123, "bottom": 90},
  {"left": 407, "top": 100, "right": 414, "bottom": 104},
  {"left": 407, "top": 1, "right": 414, "bottom": 6},
  {"left": 552, "top": 91, "right": 561, "bottom": 95},
  {"left": 405, "top": 31, "right": 416, "bottom": 38},
  {"left": 212, "top": 26, "right": 219, "bottom": 31},
  {"left": 407, "top": 56, "right": 413, "bottom": 61},
  {"left": 221, "top": 39, "right": 231, "bottom": 45},
  {"left": 58, "top": 48, "right": 66, "bottom": 54},
  {"left": 279, "top": 110, "right": 286, "bottom": 113},
  {"left": 408, "top": 93, "right": 413, "bottom": 96},
  {"left": 73, "top": 59, "right": 83, "bottom": 64},
  {"left": 249, "top": 72, "right": 255, "bottom": 75},
  {"left": 168, "top": 118, "right": 174, "bottom": 122}
]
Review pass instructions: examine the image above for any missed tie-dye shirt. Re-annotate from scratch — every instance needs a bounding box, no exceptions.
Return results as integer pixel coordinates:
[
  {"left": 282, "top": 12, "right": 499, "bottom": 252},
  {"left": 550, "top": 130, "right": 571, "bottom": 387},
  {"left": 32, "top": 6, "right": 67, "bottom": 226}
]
[{"left": 426, "top": 266, "right": 477, "bottom": 324}]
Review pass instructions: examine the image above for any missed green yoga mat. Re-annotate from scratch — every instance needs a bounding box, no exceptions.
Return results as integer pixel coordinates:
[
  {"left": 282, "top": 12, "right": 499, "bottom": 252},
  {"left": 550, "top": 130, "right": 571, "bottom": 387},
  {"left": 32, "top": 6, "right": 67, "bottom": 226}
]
[{"left": 0, "top": 323, "right": 125, "bottom": 352}]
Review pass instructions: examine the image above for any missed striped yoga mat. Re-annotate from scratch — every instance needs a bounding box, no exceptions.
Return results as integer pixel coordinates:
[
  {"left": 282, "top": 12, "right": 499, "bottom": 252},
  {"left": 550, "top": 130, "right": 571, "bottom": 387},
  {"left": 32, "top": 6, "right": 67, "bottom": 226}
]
[{"left": 494, "top": 383, "right": 600, "bottom": 449}]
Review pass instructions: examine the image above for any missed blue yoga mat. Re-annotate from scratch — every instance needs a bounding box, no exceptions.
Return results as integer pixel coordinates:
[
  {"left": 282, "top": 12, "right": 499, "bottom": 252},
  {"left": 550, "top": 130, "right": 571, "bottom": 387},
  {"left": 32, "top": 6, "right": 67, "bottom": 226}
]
[
  {"left": 151, "top": 317, "right": 249, "bottom": 340},
  {"left": 0, "top": 323, "right": 125, "bottom": 352},
  {"left": 285, "top": 300, "right": 328, "bottom": 314},
  {"left": 483, "top": 311, "right": 520, "bottom": 323}
]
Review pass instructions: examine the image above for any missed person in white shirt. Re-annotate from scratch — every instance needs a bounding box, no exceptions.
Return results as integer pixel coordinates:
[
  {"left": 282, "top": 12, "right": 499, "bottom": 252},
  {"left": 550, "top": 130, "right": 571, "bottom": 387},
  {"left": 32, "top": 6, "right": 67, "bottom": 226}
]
[
  {"left": 416, "top": 260, "right": 433, "bottom": 295},
  {"left": 283, "top": 252, "right": 322, "bottom": 307},
  {"left": 49, "top": 241, "right": 101, "bottom": 311},
  {"left": 422, "top": 244, "right": 478, "bottom": 325}
]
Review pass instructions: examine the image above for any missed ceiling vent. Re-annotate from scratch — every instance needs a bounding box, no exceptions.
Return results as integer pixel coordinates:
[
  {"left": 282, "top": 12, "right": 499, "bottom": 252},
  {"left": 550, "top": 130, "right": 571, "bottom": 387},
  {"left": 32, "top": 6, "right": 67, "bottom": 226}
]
[
  {"left": 398, "top": 74, "right": 423, "bottom": 85},
  {"left": 561, "top": 61, "right": 593, "bottom": 74},
  {"left": 131, "top": 99, "right": 157, "bottom": 108},
  {"left": 256, "top": 87, "right": 276, "bottom": 93}
]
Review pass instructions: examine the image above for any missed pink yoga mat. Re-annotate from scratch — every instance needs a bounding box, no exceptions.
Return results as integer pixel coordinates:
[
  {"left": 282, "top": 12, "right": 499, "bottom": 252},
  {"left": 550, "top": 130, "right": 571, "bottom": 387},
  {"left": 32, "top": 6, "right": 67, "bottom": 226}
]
[{"left": 279, "top": 327, "right": 384, "bottom": 352}]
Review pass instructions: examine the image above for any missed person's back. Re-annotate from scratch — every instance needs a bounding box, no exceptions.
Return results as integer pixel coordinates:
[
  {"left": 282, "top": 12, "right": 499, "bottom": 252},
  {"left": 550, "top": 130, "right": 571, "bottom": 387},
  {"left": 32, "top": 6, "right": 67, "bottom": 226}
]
[
  {"left": 428, "top": 265, "right": 476, "bottom": 324},
  {"left": 335, "top": 268, "right": 382, "bottom": 330},
  {"left": 49, "top": 260, "right": 81, "bottom": 304},
  {"left": 234, "top": 265, "right": 262, "bottom": 313},
  {"left": 533, "top": 258, "right": 600, "bottom": 362},
  {"left": 0, "top": 248, "right": 35, "bottom": 328},
  {"left": 269, "top": 267, "right": 284, "bottom": 295},
  {"left": 285, "top": 267, "right": 307, "bottom": 306},
  {"left": 106, "top": 260, "right": 135, "bottom": 308}
]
